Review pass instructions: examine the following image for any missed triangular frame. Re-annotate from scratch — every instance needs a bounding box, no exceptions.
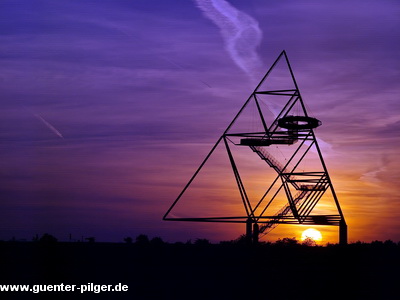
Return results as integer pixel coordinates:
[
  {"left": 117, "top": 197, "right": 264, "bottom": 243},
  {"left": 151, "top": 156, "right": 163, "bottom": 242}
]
[{"left": 163, "top": 51, "right": 347, "bottom": 244}]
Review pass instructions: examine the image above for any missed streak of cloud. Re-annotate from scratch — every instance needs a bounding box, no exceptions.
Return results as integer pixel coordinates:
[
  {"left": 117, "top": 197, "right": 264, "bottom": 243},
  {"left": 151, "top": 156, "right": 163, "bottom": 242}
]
[
  {"left": 195, "top": 0, "right": 332, "bottom": 155},
  {"left": 194, "top": 0, "right": 263, "bottom": 81},
  {"left": 34, "top": 114, "right": 64, "bottom": 139}
]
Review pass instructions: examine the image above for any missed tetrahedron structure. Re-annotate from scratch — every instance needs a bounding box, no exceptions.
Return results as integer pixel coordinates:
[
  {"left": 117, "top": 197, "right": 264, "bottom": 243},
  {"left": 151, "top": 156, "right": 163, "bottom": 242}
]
[{"left": 164, "top": 51, "right": 347, "bottom": 244}]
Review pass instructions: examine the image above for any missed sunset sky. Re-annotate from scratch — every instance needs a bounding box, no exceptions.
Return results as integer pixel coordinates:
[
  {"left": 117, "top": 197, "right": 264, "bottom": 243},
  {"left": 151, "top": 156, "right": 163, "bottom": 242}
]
[{"left": 1, "top": 0, "right": 399, "bottom": 243}]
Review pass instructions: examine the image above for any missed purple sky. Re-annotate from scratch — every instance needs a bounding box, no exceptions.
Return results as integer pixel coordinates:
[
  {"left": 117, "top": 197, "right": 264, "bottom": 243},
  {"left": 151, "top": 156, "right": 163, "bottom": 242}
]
[{"left": 0, "top": 0, "right": 399, "bottom": 243}]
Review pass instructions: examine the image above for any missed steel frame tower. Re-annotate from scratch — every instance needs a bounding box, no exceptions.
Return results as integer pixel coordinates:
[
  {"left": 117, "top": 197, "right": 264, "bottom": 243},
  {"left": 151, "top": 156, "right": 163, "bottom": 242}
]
[{"left": 164, "top": 51, "right": 347, "bottom": 245}]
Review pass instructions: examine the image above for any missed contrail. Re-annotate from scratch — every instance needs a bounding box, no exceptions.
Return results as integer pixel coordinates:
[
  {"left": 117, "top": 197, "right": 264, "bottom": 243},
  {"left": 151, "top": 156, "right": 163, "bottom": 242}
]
[
  {"left": 194, "top": 0, "right": 262, "bottom": 81},
  {"left": 34, "top": 114, "right": 64, "bottom": 139},
  {"left": 195, "top": 0, "right": 332, "bottom": 155}
]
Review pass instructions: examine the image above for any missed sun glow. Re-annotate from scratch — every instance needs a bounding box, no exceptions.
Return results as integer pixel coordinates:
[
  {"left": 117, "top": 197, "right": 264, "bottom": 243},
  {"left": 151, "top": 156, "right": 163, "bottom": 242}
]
[{"left": 301, "top": 228, "right": 322, "bottom": 242}]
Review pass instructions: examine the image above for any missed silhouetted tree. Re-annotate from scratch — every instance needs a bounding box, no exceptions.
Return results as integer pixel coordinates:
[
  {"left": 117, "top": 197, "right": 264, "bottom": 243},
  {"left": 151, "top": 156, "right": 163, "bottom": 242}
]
[
  {"left": 220, "top": 234, "right": 247, "bottom": 245},
  {"left": 383, "top": 239, "right": 396, "bottom": 247},
  {"left": 354, "top": 241, "right": 368, "bottom": 246},
  {"left": 275, "top": 237, "right": 299, "bottom": 246},
  {"left": 302, "top": 237, "right": 317, "bottom": 247},
  {"left": 234, "top": 234, "right": 248, "bottom": 245},
  {"left": 135, "top": 234, "right": 149, "bottom": 245},
  {"left": 85, "top": 237, "right": 95, "bottom": 243},
  {"left": 39, "top": 233, "right": 58, "bottom": 244},
  {"left": 150, "top": 236, "right": 164, "bottom": 246},
  {"left": 124, "top": 237, "right": 133, "bottom": 244},
  {"left": 370, "top": 240, "right": 383, "bottom": 247},
  {"left": 194, "top": 238, "right": 210, "bottom": 246}
]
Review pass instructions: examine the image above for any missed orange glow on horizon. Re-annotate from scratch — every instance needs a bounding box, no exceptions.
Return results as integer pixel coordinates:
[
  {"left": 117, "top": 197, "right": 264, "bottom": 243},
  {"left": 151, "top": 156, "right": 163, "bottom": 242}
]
[{"left": 301, "top": 228, "right": 323, "bottom": 242}]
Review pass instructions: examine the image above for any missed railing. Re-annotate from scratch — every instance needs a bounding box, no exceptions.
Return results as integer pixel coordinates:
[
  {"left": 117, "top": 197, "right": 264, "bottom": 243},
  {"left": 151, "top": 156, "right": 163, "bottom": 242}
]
[
  {"left": 259, "top": 189, "right": 308, "bottom": 234},
  {"left": 247, "top": 144, "right": 330, "bottom": 235},
  {"left": 250, "top": 145, "right": 300, "bottom": 189},
  {"left": 259, "top": 175, "right": 329, "bottom": 234}
]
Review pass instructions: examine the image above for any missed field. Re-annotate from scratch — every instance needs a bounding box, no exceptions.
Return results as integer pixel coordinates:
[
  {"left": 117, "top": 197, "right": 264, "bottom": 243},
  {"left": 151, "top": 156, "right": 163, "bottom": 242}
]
[{"left": 1, "top": 240, "right": 399, "bottom": 299}]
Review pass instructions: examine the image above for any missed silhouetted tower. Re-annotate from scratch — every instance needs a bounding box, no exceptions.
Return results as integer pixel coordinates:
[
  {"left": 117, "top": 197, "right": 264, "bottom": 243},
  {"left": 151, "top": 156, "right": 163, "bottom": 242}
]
[{"left": 164, "top": 51, "right": 347, "bottom": 245}]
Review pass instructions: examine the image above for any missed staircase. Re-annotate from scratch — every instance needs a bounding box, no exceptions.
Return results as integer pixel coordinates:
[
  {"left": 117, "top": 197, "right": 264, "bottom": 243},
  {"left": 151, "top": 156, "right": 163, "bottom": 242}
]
[
  {"left": 259, "top": 189, "right": 308, "bottom": 234},
  {"left": 248, "top": 145, "right": 328, "bottom": 234},
  {"left": 249, "top": 145, "right": 300, "bottom": 189}
]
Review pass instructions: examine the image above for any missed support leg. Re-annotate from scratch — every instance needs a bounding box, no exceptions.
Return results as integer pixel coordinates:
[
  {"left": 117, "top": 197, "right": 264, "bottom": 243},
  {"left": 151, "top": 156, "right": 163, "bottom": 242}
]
[
  {"left": 253, "top": 223, "right": 259, "bottom": 244},
  {"left": 339, "top": 220, "right": 347, "bottom": 245},
  {"left": 246, "top": 218, "right": 253, "bottom": 245}
]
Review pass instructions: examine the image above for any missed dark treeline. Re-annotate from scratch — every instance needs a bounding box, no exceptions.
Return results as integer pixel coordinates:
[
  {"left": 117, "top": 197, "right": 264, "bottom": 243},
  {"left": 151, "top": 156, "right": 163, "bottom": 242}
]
[
  {"left": 6, "top": 232, "right": 400, "bottom": 248},
  {"left": 1, "top": 234, "right": 399, "bottom": 299}
]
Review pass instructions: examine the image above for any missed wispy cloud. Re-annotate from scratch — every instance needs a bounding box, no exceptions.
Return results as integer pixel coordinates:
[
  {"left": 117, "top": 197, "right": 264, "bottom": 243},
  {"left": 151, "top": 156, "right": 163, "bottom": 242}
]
[
  {"left": 34, "top": 114, "right": 64, "bottom": 139},
  {"left": 194, "top": 0, "right": 263, "bottom": 81}
]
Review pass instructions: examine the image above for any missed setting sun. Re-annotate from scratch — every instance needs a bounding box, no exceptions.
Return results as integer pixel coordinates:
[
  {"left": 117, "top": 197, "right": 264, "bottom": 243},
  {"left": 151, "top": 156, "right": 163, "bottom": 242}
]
[{"left": 301, "top": 228, "right": 322, "bottom": 242}]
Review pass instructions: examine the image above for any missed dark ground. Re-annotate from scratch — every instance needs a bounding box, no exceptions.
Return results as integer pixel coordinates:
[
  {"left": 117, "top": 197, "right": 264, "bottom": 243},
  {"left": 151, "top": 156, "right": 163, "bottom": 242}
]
[{"left": 0, "top": 240, "right": 399, "bottom": 299}]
